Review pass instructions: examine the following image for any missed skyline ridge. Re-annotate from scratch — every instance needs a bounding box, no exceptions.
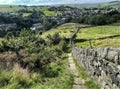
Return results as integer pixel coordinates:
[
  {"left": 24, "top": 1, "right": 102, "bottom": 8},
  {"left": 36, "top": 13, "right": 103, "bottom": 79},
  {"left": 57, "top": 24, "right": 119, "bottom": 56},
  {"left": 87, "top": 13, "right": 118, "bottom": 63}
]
[{"left": 0, "top": 0, "right": 119, "bottom": 5}]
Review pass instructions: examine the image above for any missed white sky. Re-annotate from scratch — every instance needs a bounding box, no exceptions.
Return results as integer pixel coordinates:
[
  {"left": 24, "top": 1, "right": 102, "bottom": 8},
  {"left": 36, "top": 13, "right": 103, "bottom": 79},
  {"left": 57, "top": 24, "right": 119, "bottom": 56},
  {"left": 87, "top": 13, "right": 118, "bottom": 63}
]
[{"left": 0, "top": 0, "right": 119, "bottom": 5}]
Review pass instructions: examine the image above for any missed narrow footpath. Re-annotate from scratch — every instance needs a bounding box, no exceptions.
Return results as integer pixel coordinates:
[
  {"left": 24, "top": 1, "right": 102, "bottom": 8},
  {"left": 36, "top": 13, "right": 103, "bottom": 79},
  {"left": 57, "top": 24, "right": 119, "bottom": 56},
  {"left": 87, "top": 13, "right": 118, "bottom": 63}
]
[{"left": 68, "top": 53, "right": 87, "bottom": 89}]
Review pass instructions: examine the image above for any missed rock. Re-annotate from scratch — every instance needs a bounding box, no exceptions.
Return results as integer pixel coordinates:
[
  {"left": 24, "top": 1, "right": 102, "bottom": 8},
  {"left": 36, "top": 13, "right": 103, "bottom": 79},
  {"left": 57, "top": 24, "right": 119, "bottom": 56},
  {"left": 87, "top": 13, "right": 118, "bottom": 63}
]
[
  {"left": 74, "top": 78, "right": 84, "bottom": 85},
  {"left": 104, "top": 84, "right": 111, "bottom": 89},
  {"left": 106, "top": 51, "right": 118, "bottom": 63},
  {"left": 101, "top": 48, "right": 109, "bottom": 59},
  {"left": 72, "top": 47, "right": 120, "bottom": 89}
]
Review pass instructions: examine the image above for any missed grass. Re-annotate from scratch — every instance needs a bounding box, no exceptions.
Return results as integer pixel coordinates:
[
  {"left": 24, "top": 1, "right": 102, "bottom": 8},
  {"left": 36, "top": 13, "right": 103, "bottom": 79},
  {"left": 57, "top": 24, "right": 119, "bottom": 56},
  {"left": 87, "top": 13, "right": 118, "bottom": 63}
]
[
  {"left": 76, "top": 38, "right": 120, "bottom": 48},
  {"left": 0, "top": 5, "right": 52, "bottom": 13},
  {"left": 0, "top": 21, "right": 120, "bottom": 88},
  {"left": 22, "top": 13, "right": 31, "bottom": 17},
  {"left": 77, "top": 26, "right": 120, "bottom": 39},
  {"left": 41, "top": 23, "right": 89, "bottom": 39},
  {"left": 41, "top": 22, "right": 120, "bottom": 48},
  {"left": 0, "top": 38, "right": 4, "bottom": 46},
  {"left": 73, "top": 56, "right": 100, "bottom": 89},
  {"left": 101, "top": 1, "right": 120, "bottom": 8},
  {"left": 29, "top": 53, "right": 74, "bottom": 89},
  {"left": 0, "top": 5, "right": 24, "bottom": 12},
  {"left": 44, "top": 10, "right": 61, "bottom": 16},
  {"left": 76, "top": 22, "right": 120, "bottom": 48},
  {"left": 84, "top": 80, "right": 100, "bottom": 89},
  {"left": 109, "top": 21, "right": 120, "bottom": 26},
  {"left": 73, "top": 57, "right": 89, "bottom": 80},
  {"left": 0, "top": 53, "right": 74, "bottom": 89},
  {"left": 0, "top": 5, "right": 60, "bottom": 16}
]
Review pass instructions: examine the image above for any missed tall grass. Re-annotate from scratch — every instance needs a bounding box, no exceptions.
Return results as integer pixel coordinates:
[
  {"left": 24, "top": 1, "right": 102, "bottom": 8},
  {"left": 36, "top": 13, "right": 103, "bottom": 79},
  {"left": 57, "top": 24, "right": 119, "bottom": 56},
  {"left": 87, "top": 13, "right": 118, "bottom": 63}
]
[
  {"left": 73, "top": 56, "right": 100, "bottom": 89},
  {"left": 0, "top": 54, "right": 74, "bottom": 89}
]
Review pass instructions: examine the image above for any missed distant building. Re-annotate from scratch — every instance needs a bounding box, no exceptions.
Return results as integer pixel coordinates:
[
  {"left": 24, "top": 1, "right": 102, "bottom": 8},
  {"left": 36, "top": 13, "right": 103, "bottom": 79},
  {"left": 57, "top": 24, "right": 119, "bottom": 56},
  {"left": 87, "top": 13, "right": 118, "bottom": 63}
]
[
  {"left": 0, "top": 23, "right": 17, "bottom": 31},
  {"left": 30, "top": 23, "right": 43, "bottom": 31}
]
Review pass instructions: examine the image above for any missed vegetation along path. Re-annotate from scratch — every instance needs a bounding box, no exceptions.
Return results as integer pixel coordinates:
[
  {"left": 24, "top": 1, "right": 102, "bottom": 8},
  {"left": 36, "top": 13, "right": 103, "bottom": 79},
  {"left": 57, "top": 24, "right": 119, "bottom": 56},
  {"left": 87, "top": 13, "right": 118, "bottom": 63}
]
[{"left": 68, "top": 53, "right": 87, "bottom": 89}]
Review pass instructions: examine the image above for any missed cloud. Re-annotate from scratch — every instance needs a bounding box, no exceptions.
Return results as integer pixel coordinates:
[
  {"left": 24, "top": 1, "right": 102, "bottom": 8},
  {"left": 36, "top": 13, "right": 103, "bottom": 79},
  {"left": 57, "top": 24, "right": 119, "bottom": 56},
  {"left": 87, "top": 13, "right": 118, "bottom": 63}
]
[
  {"left": 0, "top": 0, "right": 118, "bottom": 5},
  {"left": 0, "top": 0, "right": 16, "bottom": 4}
]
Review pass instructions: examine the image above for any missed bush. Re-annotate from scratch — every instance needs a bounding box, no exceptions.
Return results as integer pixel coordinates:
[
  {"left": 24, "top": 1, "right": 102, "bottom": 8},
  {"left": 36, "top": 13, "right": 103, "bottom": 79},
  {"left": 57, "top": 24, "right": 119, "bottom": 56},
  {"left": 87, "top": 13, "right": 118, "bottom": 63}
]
[
  {"left": 10, "top": 74, "right": 32, "bottom": 88},
  {"left": 3, "top": 82, "right": 21, "bottom": 89},
  {"left": 0, "top": 70, "right": 12, "bottom": 87},
  {"left": 59, "top": 40, "right": 69, "bottom": 52},
  {"left": 46, "top": 32, "right": 61, "bottom": 45},
  {"left": 0, "top": 64, "right": 43, "bottom": 89},
  {"left": 44, "top": 63, "right": 61, "bottom": 77},
  {"left": 23, "top": 46, "right": 58, "bottom": 70},
  {"left": 9, "top": 64, "right": 33, "bottom": 88},
  {"left": 85, "top": 80, "right": 100, "bottom": 89}
]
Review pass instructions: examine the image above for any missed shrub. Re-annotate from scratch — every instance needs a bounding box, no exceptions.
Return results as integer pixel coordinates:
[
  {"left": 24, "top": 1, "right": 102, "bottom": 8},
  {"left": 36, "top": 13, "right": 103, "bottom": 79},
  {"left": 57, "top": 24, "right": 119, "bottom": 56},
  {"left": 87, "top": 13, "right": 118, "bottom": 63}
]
[
  {"left": 30, "top": 73, "right": 43, "bottom": 83},
  {"left": 59, "top": 40, "right": 69, "bottom": 52},
  {"left": 3, "top": 82, "right": 21, "bottom": 89},
  {"left": 44, "top": 63, "right": 61, "bottom": 78},
  {"left": 23, "top": 46, "right": 57, "bottom": 70},
  {"left": 46, "top": 32, "right": 61, "bottom": 45},
  {"left": 85, "top": 80, "right": 100, "bottom": 89},
  {"left": 10, "top": 64, "right": 33, "bottom": 88},
  {"left": 0, "top": 70, "right": 12, "bottom": 87}
]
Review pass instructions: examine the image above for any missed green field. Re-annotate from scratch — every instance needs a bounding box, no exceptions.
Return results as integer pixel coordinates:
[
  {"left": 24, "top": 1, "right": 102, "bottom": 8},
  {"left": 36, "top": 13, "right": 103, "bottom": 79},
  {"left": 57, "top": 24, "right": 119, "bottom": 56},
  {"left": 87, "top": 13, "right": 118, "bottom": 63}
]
[
  {"left": 41, "top": 23, "right": 89, "bottom": 38},
  {"left": 44, "top": 10, "right": 61, "bottom": 16},
  {"left": 0, "top": 5, "right": 24, "bottom": 12},
  {"left": 22, "top": 13, "right": 31, "bottom": 17},
  {"left": 0, "top": 5, "right": 37, "bottom": 12},
  {"left": 0, "top": 5, "right": 61, "bottom": 17},
  {"left": 76, "top": 22, "right": 120, "bottom": 48},
  {"left": 76, "top": 26, "right": 120, "bottom": 39},
  {"left": 41, "top": 22, "right": 120, "bottom": 48}
]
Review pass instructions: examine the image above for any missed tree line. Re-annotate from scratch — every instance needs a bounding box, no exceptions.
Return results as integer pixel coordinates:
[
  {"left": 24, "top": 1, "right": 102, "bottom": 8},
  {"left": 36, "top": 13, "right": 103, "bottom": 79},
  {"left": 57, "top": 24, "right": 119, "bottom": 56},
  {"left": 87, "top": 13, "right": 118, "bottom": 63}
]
[{"left": 70, "top": 10, "right": 120, "bottom": 25}]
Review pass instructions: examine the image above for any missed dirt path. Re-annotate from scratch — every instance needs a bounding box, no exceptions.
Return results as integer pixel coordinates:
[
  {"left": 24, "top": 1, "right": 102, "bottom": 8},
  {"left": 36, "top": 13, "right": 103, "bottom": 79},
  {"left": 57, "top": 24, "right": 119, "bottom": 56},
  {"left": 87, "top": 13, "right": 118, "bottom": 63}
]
[{"left": 68, "top": 53, "right": 87, "bottom": 89}]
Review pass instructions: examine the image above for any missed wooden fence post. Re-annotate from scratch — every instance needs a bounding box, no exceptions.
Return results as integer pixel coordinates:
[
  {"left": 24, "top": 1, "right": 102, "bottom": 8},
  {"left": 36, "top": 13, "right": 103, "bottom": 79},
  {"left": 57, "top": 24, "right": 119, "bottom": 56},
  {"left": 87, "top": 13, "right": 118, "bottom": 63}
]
[{"left": 89, "top": 40, "right": 93, "bottom": 49}]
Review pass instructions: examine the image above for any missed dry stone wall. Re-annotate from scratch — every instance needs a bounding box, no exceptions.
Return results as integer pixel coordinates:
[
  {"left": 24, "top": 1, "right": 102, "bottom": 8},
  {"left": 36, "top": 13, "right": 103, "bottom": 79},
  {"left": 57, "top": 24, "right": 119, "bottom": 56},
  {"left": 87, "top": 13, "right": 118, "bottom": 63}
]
[{"left": 72, "top": 47, "right": 120, "bottom": 89}]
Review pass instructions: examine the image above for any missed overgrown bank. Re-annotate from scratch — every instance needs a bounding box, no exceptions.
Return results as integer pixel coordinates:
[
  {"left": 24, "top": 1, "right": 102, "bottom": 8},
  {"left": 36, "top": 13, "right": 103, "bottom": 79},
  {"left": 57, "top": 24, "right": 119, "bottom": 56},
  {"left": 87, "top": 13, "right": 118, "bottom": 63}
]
[{"left": 0, "top": 29, "right": 73, "bottom": 89}]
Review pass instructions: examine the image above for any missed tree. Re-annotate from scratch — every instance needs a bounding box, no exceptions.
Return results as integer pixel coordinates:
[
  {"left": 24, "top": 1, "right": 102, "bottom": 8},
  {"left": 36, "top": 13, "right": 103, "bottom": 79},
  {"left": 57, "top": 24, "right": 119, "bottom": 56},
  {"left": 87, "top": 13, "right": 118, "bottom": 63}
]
[
  {"left": 2, "top": 32, "right": 24, "bottom": 60},
  {"left": 43, "top": 20, "right": 52, "bottom": 30},
  {"left": 46, "top": 33, "right": 61, "bottom": 45}
]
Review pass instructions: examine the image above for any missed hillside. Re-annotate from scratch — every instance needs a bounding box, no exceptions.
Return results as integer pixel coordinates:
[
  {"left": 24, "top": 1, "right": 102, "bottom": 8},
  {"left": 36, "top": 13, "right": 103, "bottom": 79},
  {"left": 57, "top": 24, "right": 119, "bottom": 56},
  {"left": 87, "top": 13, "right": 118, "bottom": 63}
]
[
  {"left": 76, "top": 22, "right": 120, "bottom": 48},
  {"left": 0, "top": 28, "right": 74, "bottom": 89},
  {"left": 41, "top": 22, "right": 120, "bottom": 48},
  {"left": 0, "top": 21, "right": 119, "bottom": 88},
  {"left": 0, "top": 22, "right": 101, "bottom": 89},
  {"left": 0, "top": 1, "right": 120, "bottom": 13},
  {"left": 69, "top": 3, "right": 101, "bottom": 8},
  {"left": 0, "top": 5, "right": 55, "bottom": 15},
  {"left": 41, "top": 23, "right": 90, "bottom": 39},
  {"left": 0, "top": 1, "right": 120, "bottom": 89},
  {"left": 101, "top": 1, "right": 120, "bottom": 8},
  {"left": 69, "top": 1, "right": 120, "bottom": 8}
]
